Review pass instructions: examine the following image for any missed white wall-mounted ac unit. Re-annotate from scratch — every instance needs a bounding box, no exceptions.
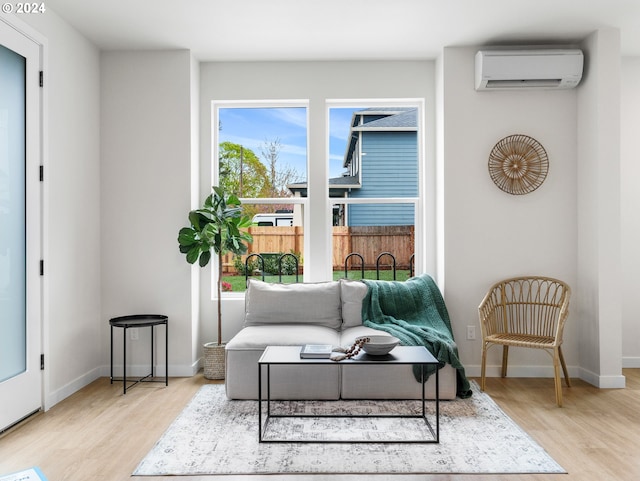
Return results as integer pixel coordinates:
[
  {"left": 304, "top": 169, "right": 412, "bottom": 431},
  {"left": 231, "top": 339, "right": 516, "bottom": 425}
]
[{"left": 475, "top": 49, "right": 584, "bottom": 90}]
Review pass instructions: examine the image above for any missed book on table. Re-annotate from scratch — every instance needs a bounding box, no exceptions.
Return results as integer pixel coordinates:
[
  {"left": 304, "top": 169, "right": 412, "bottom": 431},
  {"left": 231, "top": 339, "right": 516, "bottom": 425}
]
[{"left": 300, "top": 344, "right": 333, "bottom": 358}]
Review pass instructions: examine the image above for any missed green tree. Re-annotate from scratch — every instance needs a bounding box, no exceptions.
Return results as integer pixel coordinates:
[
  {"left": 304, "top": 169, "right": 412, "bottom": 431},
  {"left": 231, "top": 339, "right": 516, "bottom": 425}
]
[{"left": 219, "top": 142, "right": 270, "bottom": 199}]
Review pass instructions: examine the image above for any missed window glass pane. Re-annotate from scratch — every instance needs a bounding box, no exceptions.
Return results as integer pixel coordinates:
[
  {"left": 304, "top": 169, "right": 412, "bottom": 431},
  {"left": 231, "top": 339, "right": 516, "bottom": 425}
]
[
  {"left": 329, "top": 105, "right": 419, "bottom": 282},
  {"left": 332, "top": 203, "right": 415, "bottom": 281},
  {"left": 218, "top": 107, "right": 307, "bottom": 200},
  {"left": 329, "top": 107, "right": 357, "bottom": 180},
  {"left": 217, "top": 106, "right": 307, "bottom": 291},
  {"left": 0, "top": 44, "right": 26, "bottom": 382},
  {"left": 329, "top": 106, "right": 418, "bottom": 200}
]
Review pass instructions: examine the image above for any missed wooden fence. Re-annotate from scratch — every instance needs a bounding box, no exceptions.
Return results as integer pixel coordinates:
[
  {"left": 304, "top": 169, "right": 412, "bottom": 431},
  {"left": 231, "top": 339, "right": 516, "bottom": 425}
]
[{"left": 223, "top": 225, "right": 414, "bottom": 274}]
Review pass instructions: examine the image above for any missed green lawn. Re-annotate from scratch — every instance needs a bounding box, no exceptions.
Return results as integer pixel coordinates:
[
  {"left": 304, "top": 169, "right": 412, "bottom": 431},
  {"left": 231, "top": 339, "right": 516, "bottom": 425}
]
[{"left": 222, "top": 269, "right": 411, "bottom": 293}]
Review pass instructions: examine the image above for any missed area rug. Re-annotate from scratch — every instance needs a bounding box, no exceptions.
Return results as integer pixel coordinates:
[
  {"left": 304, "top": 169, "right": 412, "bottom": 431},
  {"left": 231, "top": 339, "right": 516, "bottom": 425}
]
[{"left": 134, "top": 381, "right": 565, "bottom": 475}]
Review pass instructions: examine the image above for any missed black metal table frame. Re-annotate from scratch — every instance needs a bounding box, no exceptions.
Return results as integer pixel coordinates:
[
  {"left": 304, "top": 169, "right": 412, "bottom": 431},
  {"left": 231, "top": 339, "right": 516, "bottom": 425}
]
[
  {"left": 110, "top": 314, "right": 168, "bottom": 394},
  {"left": 258, "top": 346, "right": 439, "bottom": 444}
]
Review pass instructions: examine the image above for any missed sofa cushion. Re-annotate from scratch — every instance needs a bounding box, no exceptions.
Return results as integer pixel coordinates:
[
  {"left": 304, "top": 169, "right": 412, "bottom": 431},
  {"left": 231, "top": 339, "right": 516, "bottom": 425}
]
[
  {"left": 225, "top": 326, "right": 342, "bottom": 400},
  {"left": 226, "top": 324, "right": 341, "bottom": 350},
  {"left": 244, "top": 279, "right": 342, "bottom": 330},
  {"left": 340, "top": 279, "right": 368, "bottom": 329}
]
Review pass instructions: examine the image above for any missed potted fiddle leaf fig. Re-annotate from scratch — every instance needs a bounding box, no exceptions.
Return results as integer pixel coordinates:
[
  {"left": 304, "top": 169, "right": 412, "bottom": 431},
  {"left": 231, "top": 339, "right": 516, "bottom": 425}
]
[{"left": 178, "top": 186, "right": 253, "bottom": 379}]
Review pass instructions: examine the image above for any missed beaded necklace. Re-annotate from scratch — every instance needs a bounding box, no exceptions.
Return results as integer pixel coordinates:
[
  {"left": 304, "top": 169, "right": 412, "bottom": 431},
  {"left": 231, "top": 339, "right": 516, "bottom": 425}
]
[{"left": 330, "top": 337, "right": 370, "bottom": 361}]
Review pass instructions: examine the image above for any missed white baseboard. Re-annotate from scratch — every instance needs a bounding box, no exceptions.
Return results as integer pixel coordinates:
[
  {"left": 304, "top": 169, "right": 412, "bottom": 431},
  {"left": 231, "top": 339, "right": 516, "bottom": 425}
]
[
  {"left": 463, "top": 364, "right": 577, "bottom": 379},
  {"left": 577, "top": 367, "right": 626, "bottom": 388},
  {"left": 622, "top": 356, "right": 640, "bottom": 368},
  {"left": 467, "top": 363, "right": 626, "bottom": 388},
  {"left": 44, "top": 367, "right": 101, "bottom": 411},
  {"left": 102, "top": 362, "right": 200, "bottom": 378},
  {"left": 45, "top": 361, "right": 202, "bottom": 411}
]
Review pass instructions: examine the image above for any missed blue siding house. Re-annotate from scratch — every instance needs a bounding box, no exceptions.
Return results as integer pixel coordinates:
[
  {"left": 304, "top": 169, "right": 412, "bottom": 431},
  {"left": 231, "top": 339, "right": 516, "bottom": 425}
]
[{"left": 339, "top": 108, "right": 418, "bottom": 226}]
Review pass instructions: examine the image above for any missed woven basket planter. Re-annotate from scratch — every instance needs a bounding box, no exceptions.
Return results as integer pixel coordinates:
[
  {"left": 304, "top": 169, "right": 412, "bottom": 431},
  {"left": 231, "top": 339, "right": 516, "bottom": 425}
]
[{"left": 203, "top": 342, "right": 226, "bottom": 380}]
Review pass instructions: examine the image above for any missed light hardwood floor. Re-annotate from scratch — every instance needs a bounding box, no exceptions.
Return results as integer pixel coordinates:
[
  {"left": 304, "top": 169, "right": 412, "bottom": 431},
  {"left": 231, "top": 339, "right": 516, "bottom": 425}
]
[{"left": 0, "top": 370, "right": 639, "bottom": 481}]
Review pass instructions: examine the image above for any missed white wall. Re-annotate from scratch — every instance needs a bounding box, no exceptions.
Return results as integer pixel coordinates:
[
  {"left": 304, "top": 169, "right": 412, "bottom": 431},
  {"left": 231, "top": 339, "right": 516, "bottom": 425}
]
[
  {"left": 20, "top": 10, "right": 102, "bottom": 408},
  {"left": 100, "top": 50, "right": 199, "bottom": 377},
  {"left": 621, "top": 57, "right": 640, "bottom": 367},
  {"left": 439, "top": 47, "right": 579, "bottom": 376}
]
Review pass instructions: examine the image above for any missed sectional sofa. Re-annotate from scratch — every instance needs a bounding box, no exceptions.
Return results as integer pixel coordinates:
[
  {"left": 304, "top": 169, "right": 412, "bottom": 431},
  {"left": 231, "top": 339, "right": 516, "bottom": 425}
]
[{"left": 224, "top": 278, "right": 458, "bottom": 400}]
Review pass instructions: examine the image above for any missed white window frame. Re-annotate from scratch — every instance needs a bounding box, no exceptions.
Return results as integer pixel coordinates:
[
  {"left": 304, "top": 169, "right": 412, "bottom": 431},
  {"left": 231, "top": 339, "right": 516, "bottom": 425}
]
[
  {"left": 326, "top": 99, "right": 428, "bottom": 277},
  {"left": 210, "top": 97, "right": 431, "bottom": 296},
  {"left": 211, "top": 100, "right": 310, "bottom": 297}
]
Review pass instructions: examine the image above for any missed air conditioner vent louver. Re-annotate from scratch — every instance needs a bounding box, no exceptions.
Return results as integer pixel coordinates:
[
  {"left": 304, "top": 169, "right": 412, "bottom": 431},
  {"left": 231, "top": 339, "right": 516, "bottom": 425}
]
[{"left": 475, "top": 49, "right": 584, "bottom": 91}]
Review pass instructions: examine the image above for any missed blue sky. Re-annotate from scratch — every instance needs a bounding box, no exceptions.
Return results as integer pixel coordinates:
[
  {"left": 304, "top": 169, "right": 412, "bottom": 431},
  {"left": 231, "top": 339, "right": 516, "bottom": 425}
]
[{"left": 218, "top": 107, "right": 357, "bottom": 179}]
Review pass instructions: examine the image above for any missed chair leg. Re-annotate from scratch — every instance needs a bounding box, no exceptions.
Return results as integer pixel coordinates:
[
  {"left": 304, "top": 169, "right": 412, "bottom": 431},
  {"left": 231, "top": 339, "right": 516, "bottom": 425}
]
[
  {"left": 559, "top": 346, "right": 571, "bottom": 387},
  {"left": 553, "top": 349, "right": 563, "bottom": 407},
  {"left": 501, "top": 345, "right": 509, "bottom": 378},
  {"left": 480, "top": 344, "right": 488, "bottom": 391}
]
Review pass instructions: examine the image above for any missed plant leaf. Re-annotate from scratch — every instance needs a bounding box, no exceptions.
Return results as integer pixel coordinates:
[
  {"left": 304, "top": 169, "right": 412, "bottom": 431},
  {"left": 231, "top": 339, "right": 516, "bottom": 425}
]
[
  {"left": 212, "top": 186, "right": 224, "bottom": 198},
  {"left": 199, "top": 250, "right": 211, "bottom": 267},
  {"left": 177, "top": 227, "right": 197, "bottom": 247},
  {"left": 189, "top": 211, "right": 211, "bottom": 230},
  {"left": 226, "top": 193, "right": 241, "bottom": 206},
  {"left": 186, "top": 245, "right": 201, "bottom": 264},
  {"left": 237, "top": 217, "right": 253, "bottom": 229}
]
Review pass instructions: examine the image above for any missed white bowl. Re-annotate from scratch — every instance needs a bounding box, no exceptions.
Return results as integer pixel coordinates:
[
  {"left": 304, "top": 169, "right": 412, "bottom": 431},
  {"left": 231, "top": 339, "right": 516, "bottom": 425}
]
[{"left": 357, "top": 335, "right": 400, "bottom": 356}]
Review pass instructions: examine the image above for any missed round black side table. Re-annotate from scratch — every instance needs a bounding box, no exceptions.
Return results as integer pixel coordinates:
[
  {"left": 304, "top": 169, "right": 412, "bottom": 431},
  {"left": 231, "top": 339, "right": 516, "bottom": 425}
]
[{"left": 109, "top": 314, "right": 168, "bottom": 394}]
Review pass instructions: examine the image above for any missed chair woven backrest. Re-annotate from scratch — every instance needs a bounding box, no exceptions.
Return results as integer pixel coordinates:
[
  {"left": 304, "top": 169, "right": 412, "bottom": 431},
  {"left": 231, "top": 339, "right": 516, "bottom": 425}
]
[{"left": 480, "top": 276, "right": 571, "bottom": 344}]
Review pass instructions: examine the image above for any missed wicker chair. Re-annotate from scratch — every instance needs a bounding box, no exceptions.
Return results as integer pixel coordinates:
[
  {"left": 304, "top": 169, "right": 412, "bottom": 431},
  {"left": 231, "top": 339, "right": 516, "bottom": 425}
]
[{"left": 478, "top": 276, "right": 571, "bottom": 406}]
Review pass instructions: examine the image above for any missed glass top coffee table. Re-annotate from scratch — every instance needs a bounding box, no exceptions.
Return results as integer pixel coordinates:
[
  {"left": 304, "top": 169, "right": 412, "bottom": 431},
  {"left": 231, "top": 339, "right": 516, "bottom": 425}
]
[{"left": 258, "top": 345, "right": 440, "bottom": 443}]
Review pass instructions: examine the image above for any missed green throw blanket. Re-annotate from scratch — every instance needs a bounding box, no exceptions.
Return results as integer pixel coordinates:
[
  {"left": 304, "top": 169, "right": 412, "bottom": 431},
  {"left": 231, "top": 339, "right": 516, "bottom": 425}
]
[{"left": 362, "top": 274, "right": 472, "bottom": 398}]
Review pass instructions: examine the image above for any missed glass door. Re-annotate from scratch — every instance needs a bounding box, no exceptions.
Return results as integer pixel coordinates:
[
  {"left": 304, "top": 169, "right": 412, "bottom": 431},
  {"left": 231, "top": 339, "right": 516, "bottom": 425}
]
[{"left": 0, "top": 18, "right": 42, "bottom": 432}]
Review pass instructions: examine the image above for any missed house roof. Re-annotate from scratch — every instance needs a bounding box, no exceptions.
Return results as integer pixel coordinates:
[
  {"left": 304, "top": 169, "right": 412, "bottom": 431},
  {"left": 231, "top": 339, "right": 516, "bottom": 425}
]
[
  {"left": 287, "top": 175, "right": 361, "bottom": 198},
  {"left": 329, "top": 175, "right": 360, "bottom": 187},
  {"left": 352, "top": 109, "right": 418, "bottom": 131}
]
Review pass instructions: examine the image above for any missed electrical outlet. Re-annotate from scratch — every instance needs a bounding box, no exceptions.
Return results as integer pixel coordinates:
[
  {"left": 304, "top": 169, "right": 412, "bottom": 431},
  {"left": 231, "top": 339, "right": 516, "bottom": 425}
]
[
  {"left": 130, "top": 328, "right": 139, "bottom": 341},
  {"left": 466, "top": 325, "right": 476, "bottom": 340}
]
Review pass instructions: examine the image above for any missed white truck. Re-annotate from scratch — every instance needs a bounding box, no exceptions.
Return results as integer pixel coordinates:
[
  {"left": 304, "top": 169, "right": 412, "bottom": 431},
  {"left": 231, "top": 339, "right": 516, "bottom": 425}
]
[{"left": 251, "top": 212, "right": 294, "bottom": 226}]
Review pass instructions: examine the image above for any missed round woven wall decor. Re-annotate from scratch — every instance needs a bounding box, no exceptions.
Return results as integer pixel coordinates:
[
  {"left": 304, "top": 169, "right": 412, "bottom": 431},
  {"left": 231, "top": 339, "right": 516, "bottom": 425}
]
[{"left": 488, "top": 134, "right": 549, "bottom": 195}]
